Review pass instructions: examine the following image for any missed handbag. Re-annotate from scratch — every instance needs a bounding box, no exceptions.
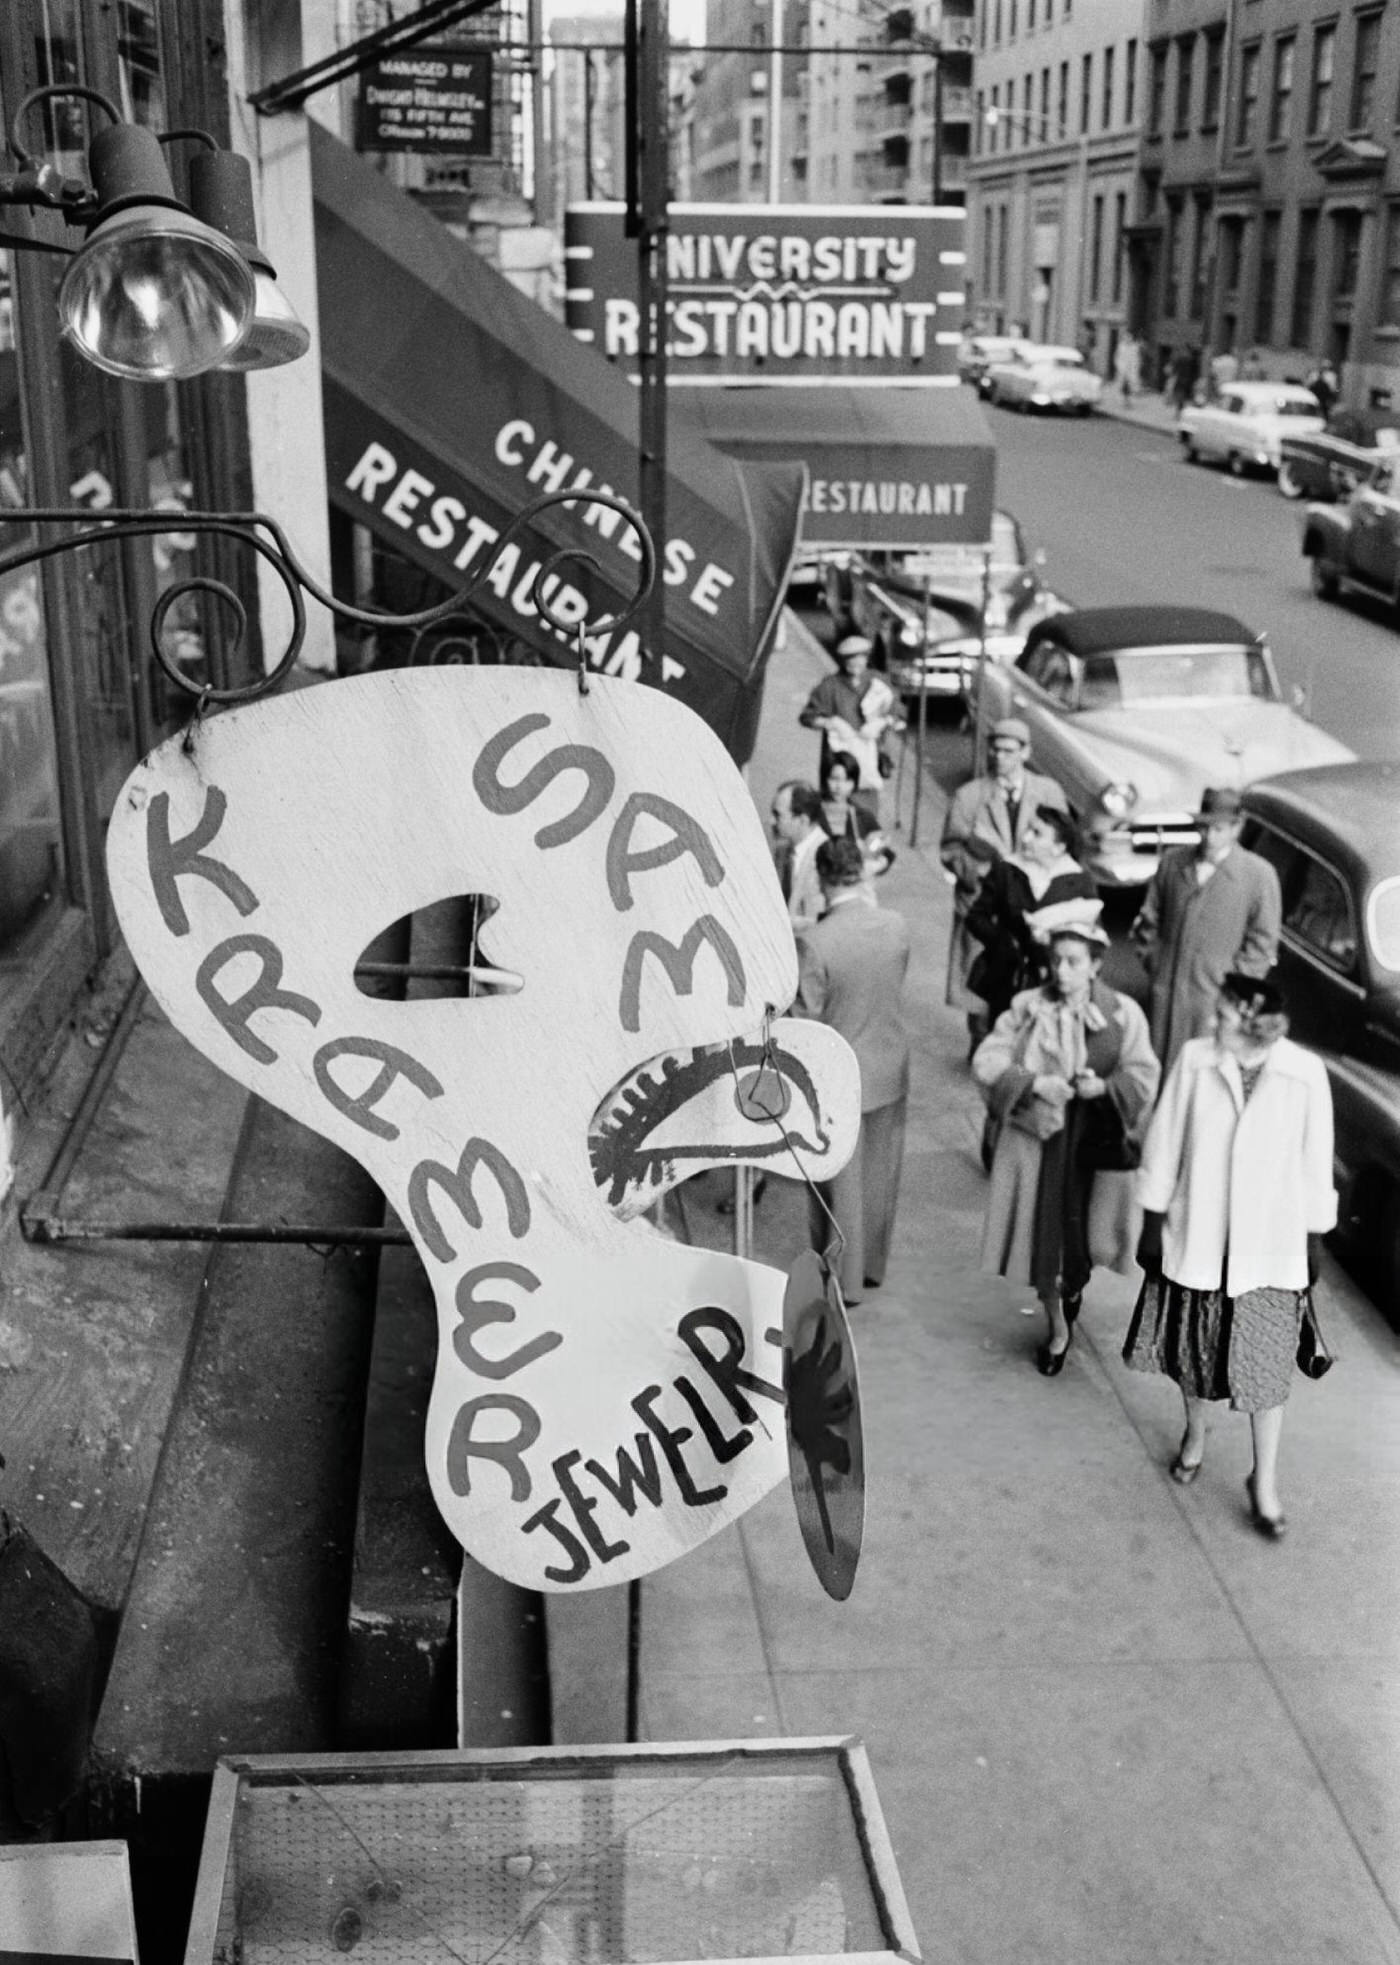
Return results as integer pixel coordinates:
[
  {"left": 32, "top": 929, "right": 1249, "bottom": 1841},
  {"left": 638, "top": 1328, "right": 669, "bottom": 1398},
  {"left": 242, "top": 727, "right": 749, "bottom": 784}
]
[
  {"left": 1296, "top": 1292, "right": 1335, "bottom": 1380},
  {"left": 1076, "top": 1093, "right": 1141, "bottom": 1172}
]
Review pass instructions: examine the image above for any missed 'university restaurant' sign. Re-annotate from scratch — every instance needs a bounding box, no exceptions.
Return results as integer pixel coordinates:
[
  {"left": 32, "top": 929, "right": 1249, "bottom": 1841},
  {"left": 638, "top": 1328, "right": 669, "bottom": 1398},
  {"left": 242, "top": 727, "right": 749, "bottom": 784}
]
[{"left": 565, "top": 203, "right": 967, "bottom": 384}]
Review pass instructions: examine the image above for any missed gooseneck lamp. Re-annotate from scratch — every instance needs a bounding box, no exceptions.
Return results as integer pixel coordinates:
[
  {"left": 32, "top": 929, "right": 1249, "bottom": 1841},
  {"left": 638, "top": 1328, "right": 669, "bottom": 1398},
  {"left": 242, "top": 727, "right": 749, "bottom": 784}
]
[
  {"left": 58, "top": 120, "right": 256, "bottom": 379},
  {"left": 0, "top": 86, "right": 279, "bottom": 381}
]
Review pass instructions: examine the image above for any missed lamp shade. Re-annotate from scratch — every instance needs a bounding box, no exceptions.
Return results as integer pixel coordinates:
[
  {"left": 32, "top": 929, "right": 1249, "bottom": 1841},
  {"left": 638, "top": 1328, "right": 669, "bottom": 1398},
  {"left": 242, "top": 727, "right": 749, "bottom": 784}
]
[
  {"left": 58, "top": 124, "right": 255, "bottom": 381},
  {"left": 189, "top": 150, "right": 309, "bottom": 372},
  {"left": 220, "top": 267, "right": 311, "bottom": 370}
]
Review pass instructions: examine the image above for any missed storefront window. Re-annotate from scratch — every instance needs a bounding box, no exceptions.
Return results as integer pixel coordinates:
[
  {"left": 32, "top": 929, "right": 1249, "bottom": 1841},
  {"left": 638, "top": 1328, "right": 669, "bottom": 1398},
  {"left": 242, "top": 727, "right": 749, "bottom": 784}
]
[
  {"left": 117, "top": 0, "right": 165, "bottom": 127},
  {"left": 57, "top": 330, "right": 139, "bottom": 820},
  {"left": 0, "top": 252, "right": 64, "bottom": 977},
  {"left": 142, "top": 383, "right": 206, "bottom": 721}
]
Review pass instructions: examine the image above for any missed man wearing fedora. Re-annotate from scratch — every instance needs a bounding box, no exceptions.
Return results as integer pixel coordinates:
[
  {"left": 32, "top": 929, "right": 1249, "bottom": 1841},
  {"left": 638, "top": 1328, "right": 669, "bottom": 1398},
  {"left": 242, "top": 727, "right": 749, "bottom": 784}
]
[
  {"left": 941, "top": 717, "right": 1068, "bottom": 1050},
  {"left": 799, "top": 634, "right": 902, "bottom": 817},
  {"left": 1131, "top": 786, "right": 1282, "bottom": 1073}
]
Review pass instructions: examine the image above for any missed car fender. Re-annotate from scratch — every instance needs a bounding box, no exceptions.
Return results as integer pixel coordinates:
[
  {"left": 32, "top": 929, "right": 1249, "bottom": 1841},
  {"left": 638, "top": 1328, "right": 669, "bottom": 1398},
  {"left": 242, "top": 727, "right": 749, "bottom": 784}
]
[
  {"left": 1302, "top": 502, "right": 1355, "bottom": 558},
  {"left": 1324, "top": 1053, "right": 1400, "bottom": 1181}
]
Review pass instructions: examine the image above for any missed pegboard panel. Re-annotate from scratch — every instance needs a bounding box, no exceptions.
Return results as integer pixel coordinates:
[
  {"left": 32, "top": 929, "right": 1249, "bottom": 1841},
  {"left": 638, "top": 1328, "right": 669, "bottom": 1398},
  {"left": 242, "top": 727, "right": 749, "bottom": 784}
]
[{"left": 208, "top": 1762, "right": 887, "bottom": 1964}]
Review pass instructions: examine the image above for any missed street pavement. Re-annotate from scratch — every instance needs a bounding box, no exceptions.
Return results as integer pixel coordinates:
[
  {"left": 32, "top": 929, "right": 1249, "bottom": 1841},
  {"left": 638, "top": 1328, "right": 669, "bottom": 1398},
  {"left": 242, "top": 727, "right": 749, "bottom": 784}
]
[{"left": 637, "top": 606, "right": 1400, "bottom": 1964}]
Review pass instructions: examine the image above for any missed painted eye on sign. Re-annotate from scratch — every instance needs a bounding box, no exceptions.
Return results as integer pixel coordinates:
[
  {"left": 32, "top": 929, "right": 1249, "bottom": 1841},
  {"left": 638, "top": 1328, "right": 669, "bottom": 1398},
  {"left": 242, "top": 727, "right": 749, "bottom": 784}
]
[{"left": 106, "top": 671, "right": 861, "bottom": 1591}]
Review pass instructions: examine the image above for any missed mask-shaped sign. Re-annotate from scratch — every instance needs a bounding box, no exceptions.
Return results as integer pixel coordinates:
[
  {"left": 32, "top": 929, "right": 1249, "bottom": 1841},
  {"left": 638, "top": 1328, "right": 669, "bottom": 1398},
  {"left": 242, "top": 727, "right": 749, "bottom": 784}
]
[{"left": 107, "top": 670, "right": 860, "bottom": 1591}]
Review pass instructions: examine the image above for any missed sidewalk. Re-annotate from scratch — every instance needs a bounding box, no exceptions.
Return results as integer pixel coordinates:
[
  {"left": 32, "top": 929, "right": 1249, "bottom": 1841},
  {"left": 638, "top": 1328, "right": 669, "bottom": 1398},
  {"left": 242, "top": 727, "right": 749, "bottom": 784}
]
[
  {"left": 1096, "top": 386, "right": 1183, "bottom": 436},
  {"left": 637, "top": 611, "right": 1400, "bottom": 1964}
]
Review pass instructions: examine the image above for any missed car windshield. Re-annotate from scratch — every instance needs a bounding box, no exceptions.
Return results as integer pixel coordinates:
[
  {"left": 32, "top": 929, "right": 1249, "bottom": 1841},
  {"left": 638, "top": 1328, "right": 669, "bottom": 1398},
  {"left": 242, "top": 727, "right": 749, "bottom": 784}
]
[
  {"left": 1077, "top": 645, "right": 1277, "bottom": 709},
  {"left": 1262, "top": 397, "right": 1322, "bottom": 418},
  {"left": 1368, "top": 876, "right": 1400, "bottom": 974}
]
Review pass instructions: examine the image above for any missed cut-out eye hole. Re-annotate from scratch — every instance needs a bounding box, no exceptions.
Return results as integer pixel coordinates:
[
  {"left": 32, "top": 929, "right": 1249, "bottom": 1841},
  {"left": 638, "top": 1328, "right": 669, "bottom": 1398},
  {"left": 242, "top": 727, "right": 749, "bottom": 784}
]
[{"left": 354, "top": 894, "right": 523, "bottom": 1000}]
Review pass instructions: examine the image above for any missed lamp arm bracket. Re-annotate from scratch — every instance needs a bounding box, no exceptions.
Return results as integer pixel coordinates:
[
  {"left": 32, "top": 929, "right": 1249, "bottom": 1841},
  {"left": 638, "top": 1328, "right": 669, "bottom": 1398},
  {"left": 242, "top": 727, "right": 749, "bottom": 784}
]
[{"left": 0, "top": 487, "right": 657, "bottom": 710}]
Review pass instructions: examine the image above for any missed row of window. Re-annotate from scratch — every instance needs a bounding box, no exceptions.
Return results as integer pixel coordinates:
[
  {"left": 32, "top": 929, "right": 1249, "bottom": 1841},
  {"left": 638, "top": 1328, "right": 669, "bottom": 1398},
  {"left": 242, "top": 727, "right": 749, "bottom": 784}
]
[
  {"left": 977, "top": 190, "right": 1128, "bottom": 307},
  {"left": 1155, "top": 198, "right": 1400, "bottom": 350},
  {"left": 977, "top": 0, "right": 1072, "bottom": 49},
  {"left": 1148, "top": 14, "right": 1384, "bottom": 149},
  {"left": 976, "top": 41, "right": 1138, "bottom": 150}
]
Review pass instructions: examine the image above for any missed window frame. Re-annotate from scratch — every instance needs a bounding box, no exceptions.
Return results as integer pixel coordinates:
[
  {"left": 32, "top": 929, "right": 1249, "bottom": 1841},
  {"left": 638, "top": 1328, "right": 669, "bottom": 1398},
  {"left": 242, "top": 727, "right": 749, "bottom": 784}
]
[
  {"left": 1236, "top": 40, "right": 1262, "bottom": 148},
  {"left": 1268, "top": 34, "right": 1295, "bottom": 144},
  {"left": 1349, "top": 10, "right": 1381, "bottom": 130},
  {"left": 1307, "top": 20, "right": 1336, "bottom": 138}
]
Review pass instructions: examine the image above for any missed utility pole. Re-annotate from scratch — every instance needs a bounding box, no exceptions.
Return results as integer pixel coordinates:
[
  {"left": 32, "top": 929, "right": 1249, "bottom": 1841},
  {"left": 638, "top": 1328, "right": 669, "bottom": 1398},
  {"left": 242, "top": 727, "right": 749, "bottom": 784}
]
[
  {"left": 624, "top": 0, "right": 668, "bottom": 672},
  {"left": 767, "top": 0, "right": 782, "bottom": 203}
]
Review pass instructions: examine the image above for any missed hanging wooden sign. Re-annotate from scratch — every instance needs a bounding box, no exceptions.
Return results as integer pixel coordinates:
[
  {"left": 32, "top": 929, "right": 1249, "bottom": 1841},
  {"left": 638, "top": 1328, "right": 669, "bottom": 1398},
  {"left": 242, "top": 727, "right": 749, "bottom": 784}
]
[{"left": 106, "top": 670, "right": 860, "bottom": 1592}]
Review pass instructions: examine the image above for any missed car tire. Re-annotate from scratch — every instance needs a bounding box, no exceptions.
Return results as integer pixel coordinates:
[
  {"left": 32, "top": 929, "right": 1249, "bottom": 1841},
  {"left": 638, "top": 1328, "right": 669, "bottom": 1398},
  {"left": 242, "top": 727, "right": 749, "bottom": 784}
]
[
  {"left": 1227, "top": 451, "right": 1247, "bottom": 478},
  {"left": 1277, "top": 461, "right": 1305, "bottom": 500},
  {"left": 1310, "top": 554, "right": 1340, "bottom": 601},
  {"left": 1182, "top": 437, "right": 1198, "bottom": 463}
]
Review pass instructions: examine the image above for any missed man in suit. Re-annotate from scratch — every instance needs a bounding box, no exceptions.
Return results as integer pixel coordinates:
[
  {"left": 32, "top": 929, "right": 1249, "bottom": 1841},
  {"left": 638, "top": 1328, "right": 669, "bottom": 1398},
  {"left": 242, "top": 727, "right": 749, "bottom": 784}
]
[
  {"left": 795, "top": 837, "right": 911, "bottom": 1303},
  {"left": 1131, "top": 785, "right": 1282, "bottom": 1073},
  {"left": 940, "top": 717, "right": 1068, "bottom": 1048},
  {"left": 770, "top": 780, "right": 826, "bottom": 933}
]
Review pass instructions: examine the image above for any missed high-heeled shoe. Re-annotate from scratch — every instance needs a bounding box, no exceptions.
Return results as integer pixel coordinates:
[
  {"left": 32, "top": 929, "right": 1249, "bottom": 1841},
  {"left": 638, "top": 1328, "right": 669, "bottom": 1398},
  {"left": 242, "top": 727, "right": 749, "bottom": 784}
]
[
  {"left": 1036, "top": 1331, "right": 1072, "bottom": 1377},
  {"left": 1245, "top": 1473, "right": 1287, "bottom": 1540},
  {"left": 1170, "top": 1438, "right": 1203, "bottom": 1485}
]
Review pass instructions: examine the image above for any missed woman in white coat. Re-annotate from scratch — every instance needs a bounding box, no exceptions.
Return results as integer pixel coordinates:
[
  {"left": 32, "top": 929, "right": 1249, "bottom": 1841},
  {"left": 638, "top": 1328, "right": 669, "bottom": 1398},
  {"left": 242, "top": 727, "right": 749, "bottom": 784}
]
[{"left": 1123, "top": 973, "right": 1336, "bottom": 1538}]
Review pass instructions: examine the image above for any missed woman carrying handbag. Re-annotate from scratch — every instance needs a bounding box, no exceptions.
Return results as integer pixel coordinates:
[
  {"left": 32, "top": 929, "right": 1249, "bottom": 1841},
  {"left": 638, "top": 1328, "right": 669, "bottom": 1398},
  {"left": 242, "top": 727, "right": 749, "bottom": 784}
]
[
  {"left": 974, "top": 900, "right": 1160, "bottom": 1377},
  {"left": 1123, "top": 973, "right": 1337, "bottom": 1538}
]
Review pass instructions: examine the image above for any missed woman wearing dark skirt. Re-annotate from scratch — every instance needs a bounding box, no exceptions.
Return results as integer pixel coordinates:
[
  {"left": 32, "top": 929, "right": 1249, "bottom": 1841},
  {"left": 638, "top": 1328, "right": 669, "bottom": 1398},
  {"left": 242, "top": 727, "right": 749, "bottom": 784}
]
[
  {"left": 963, "top": 804, "right": 1097, "bottom": 1025},
  {"left": 1123, "top": 973, "right": 1337, "bottom": 1538},
  {"left": 974, "top": 904, "right": 1159, "bottom": 1375}
]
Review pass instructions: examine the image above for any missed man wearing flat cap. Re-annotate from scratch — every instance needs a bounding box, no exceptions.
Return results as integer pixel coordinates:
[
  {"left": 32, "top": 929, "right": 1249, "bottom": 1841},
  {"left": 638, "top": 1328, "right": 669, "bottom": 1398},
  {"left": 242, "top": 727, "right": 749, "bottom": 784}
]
[
  {"left": 799, "top": 634, "right": 902, "bottom": 816},
  {"left": 940, "top": 717, "right": 1068, "bottom": 1048},
  {"left": 1131, "top": 785, "right": 1282, "bottom": 1073}
]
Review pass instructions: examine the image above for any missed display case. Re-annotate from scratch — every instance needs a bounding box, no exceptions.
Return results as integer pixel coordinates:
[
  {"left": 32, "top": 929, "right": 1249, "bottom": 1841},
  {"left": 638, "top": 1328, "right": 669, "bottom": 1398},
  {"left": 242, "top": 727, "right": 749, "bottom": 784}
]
[{"left": 184, "top": 1738, "right": 919, "bottom": 1965}]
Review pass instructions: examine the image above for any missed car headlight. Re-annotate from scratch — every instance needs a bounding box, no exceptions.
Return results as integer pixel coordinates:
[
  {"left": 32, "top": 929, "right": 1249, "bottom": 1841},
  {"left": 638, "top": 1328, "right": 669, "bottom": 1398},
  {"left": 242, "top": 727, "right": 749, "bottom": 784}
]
[
  {"left": 1099, "top": 781, "right": 1138, "bottom": 819},
  {"left": 899, "top": 621, "right": 923, "bottom": 646}
]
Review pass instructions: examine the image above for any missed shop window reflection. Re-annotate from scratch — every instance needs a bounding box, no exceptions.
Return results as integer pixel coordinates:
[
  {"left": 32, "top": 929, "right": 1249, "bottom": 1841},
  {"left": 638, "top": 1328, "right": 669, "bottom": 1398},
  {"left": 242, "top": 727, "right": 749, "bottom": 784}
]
[{"left": 0, "top": 251, "right": 64, "bottom": 986}]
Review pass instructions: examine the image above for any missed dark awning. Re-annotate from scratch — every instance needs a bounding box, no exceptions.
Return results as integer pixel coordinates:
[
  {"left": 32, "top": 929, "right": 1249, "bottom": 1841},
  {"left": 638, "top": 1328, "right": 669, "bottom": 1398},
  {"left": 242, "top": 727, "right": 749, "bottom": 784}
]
[
  {"left": 674, "top": 384, "right": 996, "bottom": 549},
  {"left": 311, "top": 126, "right": 806, "bottom": 761}
]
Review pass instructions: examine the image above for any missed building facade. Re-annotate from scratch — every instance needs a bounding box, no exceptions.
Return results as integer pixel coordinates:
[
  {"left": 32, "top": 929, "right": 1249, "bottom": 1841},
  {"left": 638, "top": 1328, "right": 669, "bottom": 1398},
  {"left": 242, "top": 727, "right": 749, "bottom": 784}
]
[
  {"left": 1135, "top": 0, "right": 1400, "bottom": 411},
  {"left": 965, "top": 0, "right": 1147, "bottom": 374},
  {"left": 688, "top": 0, "right": 974, "bottom": 209}
]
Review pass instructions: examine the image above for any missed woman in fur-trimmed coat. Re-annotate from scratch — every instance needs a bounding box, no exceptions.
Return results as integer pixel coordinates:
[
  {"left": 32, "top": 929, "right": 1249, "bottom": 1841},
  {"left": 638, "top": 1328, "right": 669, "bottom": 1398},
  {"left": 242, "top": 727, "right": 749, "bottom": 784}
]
[{"left": 974, "top": 911, "right": 1159, "bottom": 1377}]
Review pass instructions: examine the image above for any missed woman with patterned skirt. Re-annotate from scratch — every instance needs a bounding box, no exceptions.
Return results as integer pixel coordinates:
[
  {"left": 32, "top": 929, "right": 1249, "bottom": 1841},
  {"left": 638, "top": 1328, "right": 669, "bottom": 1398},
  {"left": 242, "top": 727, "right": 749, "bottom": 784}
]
[{"left": 1123, "top": 973, "right": 1337, "bottom": 1539}]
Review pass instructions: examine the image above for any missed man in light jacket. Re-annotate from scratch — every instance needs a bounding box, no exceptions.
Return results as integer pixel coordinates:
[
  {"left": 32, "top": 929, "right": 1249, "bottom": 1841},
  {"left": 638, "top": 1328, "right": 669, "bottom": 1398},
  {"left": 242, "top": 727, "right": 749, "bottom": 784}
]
[{"left": 1131, "top": 786, "right": 1281, "bottom": 1074}]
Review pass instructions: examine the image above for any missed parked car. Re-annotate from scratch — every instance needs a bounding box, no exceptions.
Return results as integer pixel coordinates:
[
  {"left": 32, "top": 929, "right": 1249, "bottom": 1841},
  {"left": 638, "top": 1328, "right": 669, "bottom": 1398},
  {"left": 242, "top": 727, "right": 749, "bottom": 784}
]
[
  {"left": 1277, "top": 406, "right": 1400, "bottom": 501},
  {"left": 967, "top": 604, "right": 1355, "bottom": 888},
  {"left": 1240, "top": 763, "right": 1400, "bottom": 1314},
  {"left": 1302, "top": 457, "right": 1400, "bottom": 611},
  {"left": 1177, "top": 380, "right": 1325, "bottom": 480},
  {"left": 983, "top": 344, "right": 1103, "bottom": 415},
  {"left": 956, "top": 333, "right": 1026, "bottom": 393},
  {"left": 823, "top": 510, "right": 1064, "bottom": 702}
]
